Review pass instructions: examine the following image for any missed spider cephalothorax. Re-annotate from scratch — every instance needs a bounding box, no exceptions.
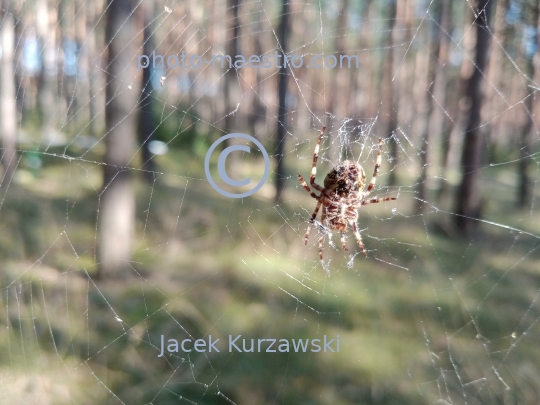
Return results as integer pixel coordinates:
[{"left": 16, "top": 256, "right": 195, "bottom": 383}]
[{"left": 297, "top": 126, "right": 396, "bottom": 260}]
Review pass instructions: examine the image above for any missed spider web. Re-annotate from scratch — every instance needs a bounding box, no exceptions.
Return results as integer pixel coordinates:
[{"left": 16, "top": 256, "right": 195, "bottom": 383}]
[{"left": 1, "top": 0, "right": 540, "bottom": 404}]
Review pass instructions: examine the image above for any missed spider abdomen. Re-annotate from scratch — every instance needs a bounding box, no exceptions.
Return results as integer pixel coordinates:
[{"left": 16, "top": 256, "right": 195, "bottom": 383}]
[
  {"left": 323, "top": 160, "right": 366, "bottom": 196},
  {"left": 324, "top": 200, "right": 359, "bottom": 231}
]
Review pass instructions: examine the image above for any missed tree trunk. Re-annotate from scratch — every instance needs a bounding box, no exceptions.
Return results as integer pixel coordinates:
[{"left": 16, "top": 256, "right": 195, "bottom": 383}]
[
  {"left": 0, "top": 5, "right": 18, "bottom": 196},
  {"left": 36, "top": 0, "right": 58, "bottom": 146},
  {"left": 454, "top": 0, "right": 493, "bottom": 235},
  {"left": 436, "top": 0, "right": 457, "bottom": 203},
  {"left": 247, "top": 12, "right": 267, "bottom": 135},
  {"left": 274, "top": 0, "right": 290, "bottom": 202},
  {"left": 97, "top": 0, "right": 140, "bottom": 278},
  {"left": 223, "top": 0, "right": 242, "bottom": 180},
  {"left": 483, "top": 0, "right": 510, "bottom": 148},
  {"left": 86, "top": 0, "right": 106, "bottom": 136},
  {"left": 415, "top": 0, "right": 443, "bottom": 213},
  {"left": 138, "top": 0, "right": 157, "bottom": 183},
  {"left": 395, "top": 0, "right": 414, "bottom": 141},
  {"left": 350, "top": 0, "right": 373, "bottom": 117},
  {"left": 517, "top": 0, "right": 539, "bottom": 208},
  {"left": 325, "top": 0, "right": 349, "bottom": 119},
  {"left": 381, "top": 0, "right": 398, "bottom": 186}
]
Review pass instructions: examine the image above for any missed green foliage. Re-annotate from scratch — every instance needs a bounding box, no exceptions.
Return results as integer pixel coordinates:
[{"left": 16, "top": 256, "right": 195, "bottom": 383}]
[{"left": 151, "top": 104, "right": 214, "bottom": 154}]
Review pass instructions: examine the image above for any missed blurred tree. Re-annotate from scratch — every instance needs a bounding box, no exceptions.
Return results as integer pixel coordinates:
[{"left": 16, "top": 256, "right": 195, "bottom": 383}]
[
  {"left": 74, "top": 0, "right": 90, "bottom": 128},
  {"left": 455, "top": 0, "right": 493, "bottom": 235},
  {"left": 97, "top": 0, "right": 140, "bottom": 278},
  {"left": 274, "top": 0, "right": 290, "bottom": 203},
  {"left": 381, "top": 0, "right": 398, "bottom": 186},
  {"left": 435, "top": 0, "right": 455, "bottom": 203},
  {"left": 352, "top": 0, "right": 373, "bottom": 117},
  {"left": 247, "top": 11, "right": 267, "bottom": 135},
  {"left": 0, "top": 2, "right": 18, "bottom": 196},
  {"left": 86, "top": 0, "right": 106, "bottom": 136},
  {"left": 483, "top": 0, "right": 510, "bottom": 149},
  {"left": 59, "top": 0, "right": 77, "bottom": 130},
  {"left": 325, "top": 0, "right": 349, "bottom": 119},
  {"left": 517, "top": 0, "right": 539, "bottom": 208},
  {"left": 395, "top": 0, "right": 415, "bottom": 144},
  {"left": 435, "top": 3, "right": 473, "bottom": 206},
  {"left": 36, "top": 0, "right": 58, "bottom": 143},
  {"left": 138, "top": 0, "right": 157, "bottom": 183},
  {"left": 224, "top": 0, "right": 242, "bottom": 180},
  {"left": 415, "top": 0, "right": 443, "bottom": 214}
]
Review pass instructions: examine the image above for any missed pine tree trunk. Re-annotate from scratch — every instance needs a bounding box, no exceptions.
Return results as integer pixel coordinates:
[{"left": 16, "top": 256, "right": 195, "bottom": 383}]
[
  {"left": 325, "top": 0, "right": 349, "bottom": 118},
  {"left": 138, "top": 0, "right": 157, "bottom": 183},
  {"left": 381, "top": 0, "right": 398, "bottom": 186},
  {"left": 223, "top": 0, "right": 242, "bottom": 180},
  {"left": 274, "top": 0, "right": 290, "bottom": 203},
  {"left": 86, "top": 0, "right": 106, "bottom": 136},
  {"left": 517, "top": 0, "right": 539, "bottom": 209},
  {"left": 0, "top": 5, "right": 18, "bottom": 196},
  {"left": 454, "top": 0, "right": 493, "bottom": 235},
  {"left": 97, "top": 0, "right": 140, "bottom": 278},
  {"left": 483, "top": 0, "right": 509, "bottom": 148},
  {"left": 436, "top": 0, "right": 457, "bottom": 204},
  {"left": 36, "top": 0, "right": 58, "bottom": 144},
  {"left": 415, "top": 0, "right": 443, "bottom": 213}
]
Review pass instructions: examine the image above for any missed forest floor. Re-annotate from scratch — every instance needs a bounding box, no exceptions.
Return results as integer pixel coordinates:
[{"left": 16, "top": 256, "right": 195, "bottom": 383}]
[{"left": 1, "top": 148, "right": 540, "bottom": 405}]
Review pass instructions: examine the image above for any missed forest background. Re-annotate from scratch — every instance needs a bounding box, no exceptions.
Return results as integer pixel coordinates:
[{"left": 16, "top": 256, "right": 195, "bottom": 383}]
[{"left": 1, "top": 0, "right": 540, "bottom": 404}]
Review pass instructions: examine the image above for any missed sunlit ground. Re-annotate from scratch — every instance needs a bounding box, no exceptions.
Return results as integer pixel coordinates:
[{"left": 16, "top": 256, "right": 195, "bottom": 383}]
[{"left": 1, "top": 147, "right": 540, "bottom": 404}]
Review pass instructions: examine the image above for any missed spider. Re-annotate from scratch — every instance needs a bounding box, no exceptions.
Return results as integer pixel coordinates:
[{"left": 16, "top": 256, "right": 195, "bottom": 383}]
[{"left": 297, "top": 126, "right": 396, "bottom": 260}]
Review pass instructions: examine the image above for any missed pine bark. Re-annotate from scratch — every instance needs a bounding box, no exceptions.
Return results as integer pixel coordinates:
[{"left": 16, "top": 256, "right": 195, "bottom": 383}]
[
  {"left": 381, "top": 0, "right": 398, "bottom": 186},
  {"left": 517, "top": 0, "right": 539, "bottom": 208},
  {"left": 454, "top": 0, "right": 493, "bottom": 234},
  {"left": 98, "top": 0, "right": 140, "bottom": 278},
  {"left": 223, "top": 0, "right": 242, "bottom": 180},
  {"left": 138, "top": 0, "right": 157, "bottom": 183},
  {"left": 36, "top": 0, "right": 57, "bottom": 142},
  {"left": 274, "top": 0, "right": 290, "bottom": 202},
  {"left": 0, "top": 5, "right": 18, "bottom": 196},
  {"left": 415, "top": 0, "right": 443, "bottom": 213}
]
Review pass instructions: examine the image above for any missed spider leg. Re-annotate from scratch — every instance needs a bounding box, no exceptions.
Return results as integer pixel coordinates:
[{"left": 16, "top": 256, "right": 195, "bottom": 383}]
[
  {"left": 351, "top": 221, "right": 367, "bottom": 257},
  {"left": 310, "top": 126, "right": 327, "bottom": 192},
  {"left": 298, "top": 174, "right": 319, "bottom": 199},
  {"left": 317, "top": 210, "right": 327, "bottom": 260},
  {"left": 340, "top": 232, "right": 348, "bottom": 252},
  {"left": 361, "top": 196, "right": 397, "bottom": 205},
  {"left": 304, "top": 200, "right": 322, "bottom": 245},
  {"left": 365, "top": 138, "right": 383, "bottom": 194}
]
